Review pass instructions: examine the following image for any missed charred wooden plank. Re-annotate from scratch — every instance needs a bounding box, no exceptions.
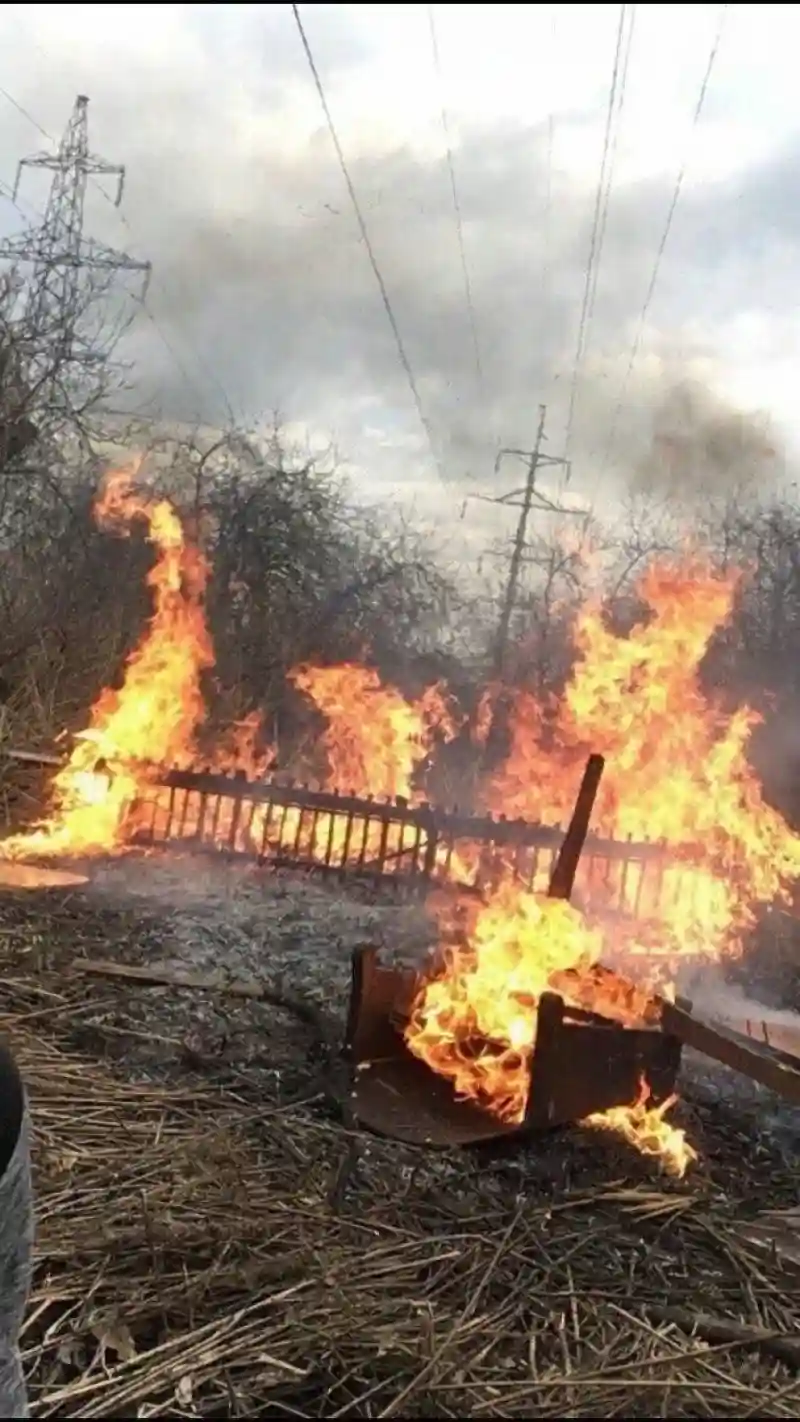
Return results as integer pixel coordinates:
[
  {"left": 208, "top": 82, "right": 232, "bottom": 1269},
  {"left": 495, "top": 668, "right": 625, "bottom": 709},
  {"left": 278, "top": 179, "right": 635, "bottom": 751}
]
[
  {"left": 660, "top": 999, "right": 800, "bottom": 1105},
  {"left": 549, "top": 962, "right": 662, "bottom": 1027},
  {"left": 3, "top": 747, "right": 62, "bottom": 768},
  {"left": 712, "top": 1014, "right": 800, "bottom": 1065}
]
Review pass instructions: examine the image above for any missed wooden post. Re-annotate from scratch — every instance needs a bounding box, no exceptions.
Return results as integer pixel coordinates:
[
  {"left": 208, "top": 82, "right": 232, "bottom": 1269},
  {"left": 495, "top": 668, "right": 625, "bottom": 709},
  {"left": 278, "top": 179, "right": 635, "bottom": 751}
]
[{"left": 547, "top": 753, "right": 605, "bottom": 902}]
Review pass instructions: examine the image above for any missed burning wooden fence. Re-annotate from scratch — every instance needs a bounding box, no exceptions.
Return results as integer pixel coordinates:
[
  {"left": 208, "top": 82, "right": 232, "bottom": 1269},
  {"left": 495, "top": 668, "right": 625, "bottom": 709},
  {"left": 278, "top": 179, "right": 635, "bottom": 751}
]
[
  {"left": 2, "top": 748, "right": 697, "bottom": 916},
  {"left": 129, "top": 763, "right": 678, "bottom": 914}
]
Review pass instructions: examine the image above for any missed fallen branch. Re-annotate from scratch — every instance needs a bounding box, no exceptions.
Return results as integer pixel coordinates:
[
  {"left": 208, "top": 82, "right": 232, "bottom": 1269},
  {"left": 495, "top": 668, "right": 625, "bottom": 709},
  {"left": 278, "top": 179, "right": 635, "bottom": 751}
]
[
  {"left": 74, "top": 957, "right": 327, "bottom": 1022},
  {"left": 647, "top": 1303, "right": 800, "bottom": 1372}
]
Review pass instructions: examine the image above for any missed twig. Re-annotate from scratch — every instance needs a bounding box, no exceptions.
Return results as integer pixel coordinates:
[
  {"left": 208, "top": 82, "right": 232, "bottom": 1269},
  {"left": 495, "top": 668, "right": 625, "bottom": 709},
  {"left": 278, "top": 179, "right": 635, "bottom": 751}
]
[{"left": 646, "top": 1304, "right": 800, "bottom": 1372}]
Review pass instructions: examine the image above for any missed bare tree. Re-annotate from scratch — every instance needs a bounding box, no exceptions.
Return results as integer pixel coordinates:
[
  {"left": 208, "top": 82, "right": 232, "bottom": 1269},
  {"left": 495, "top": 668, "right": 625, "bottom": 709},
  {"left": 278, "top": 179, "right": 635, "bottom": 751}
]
[{"left": 0, "top": 274, "right": 38, "bottom": 470}]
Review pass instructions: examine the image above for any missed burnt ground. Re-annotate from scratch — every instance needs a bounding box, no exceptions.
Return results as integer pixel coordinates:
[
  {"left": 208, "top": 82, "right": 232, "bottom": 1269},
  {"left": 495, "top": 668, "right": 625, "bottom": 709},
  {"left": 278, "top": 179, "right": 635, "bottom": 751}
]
[{"left": 1, "top": 852, "right": 800, "bottom": 1417}]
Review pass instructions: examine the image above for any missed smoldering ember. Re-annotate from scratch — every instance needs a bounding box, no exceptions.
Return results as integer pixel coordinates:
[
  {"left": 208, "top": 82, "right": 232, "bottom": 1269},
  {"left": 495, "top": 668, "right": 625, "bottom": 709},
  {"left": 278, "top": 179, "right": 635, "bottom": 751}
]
[{"left": 1, "top": 464, "right": 800, "bottom": 1416}]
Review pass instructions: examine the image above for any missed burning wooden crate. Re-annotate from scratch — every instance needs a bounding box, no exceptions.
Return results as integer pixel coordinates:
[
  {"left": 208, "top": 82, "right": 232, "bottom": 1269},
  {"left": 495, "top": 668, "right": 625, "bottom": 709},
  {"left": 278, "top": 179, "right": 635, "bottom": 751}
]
[
  {"left": 342, "top": 754, "right": 681, "bottom": 1145},
  {"left": 344, "top": 945, "right": 682, "bottom": 1147},
  {"left": 341, "top": 755, "right": 800, "bottom": 1147}
]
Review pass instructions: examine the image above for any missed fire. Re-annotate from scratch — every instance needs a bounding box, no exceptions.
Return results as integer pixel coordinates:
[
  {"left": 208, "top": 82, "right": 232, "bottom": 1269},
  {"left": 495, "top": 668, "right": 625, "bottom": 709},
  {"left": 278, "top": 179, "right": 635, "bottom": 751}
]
[
  {"left": 1, "top": 467, "right": 214, "bottom": 857},
  {"left": 5, "top": 470, "right": 800, "bottom": 1178},
  {"left": 291, "top": 663, "right": 457, "bottom": 800},
  {"left": 403, "top": 560, "right": 800, "bottom": 1169},
  {"left": 405, "top": 883, "right": 605, "bottom": 1123},
  {"left": 278, "top": 663, "right": 460, "bottom": 868},
  {"left": 585, "top": 1077, "right": 697, "bottom": 1179},
  {"left": 403, "top": 884, "right": 695, "bottom": 1174},
  {"left": 488, "top": 560, "right": 800, "bottom": 966},
  {"left": 0, "top": 473, "right": 455, "bottom": 865}
]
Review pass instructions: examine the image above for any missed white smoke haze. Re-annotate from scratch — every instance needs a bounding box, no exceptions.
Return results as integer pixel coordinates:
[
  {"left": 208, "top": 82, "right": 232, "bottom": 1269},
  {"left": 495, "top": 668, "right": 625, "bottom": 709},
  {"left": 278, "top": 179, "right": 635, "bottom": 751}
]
[{"left": 679, "top": 958, "right": 790, "bottom": 1022}]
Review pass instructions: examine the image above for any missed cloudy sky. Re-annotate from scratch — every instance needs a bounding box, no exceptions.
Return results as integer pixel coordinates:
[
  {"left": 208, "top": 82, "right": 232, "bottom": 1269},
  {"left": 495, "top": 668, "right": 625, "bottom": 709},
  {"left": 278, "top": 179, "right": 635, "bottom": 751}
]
[{"left": 0, "top": 2, "right": 798, "bottom": 526}]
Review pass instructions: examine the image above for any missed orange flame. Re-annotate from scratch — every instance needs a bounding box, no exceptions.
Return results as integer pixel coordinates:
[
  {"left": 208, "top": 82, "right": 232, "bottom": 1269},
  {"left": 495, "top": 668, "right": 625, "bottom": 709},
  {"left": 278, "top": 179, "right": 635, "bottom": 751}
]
[
  {"left": 1, "top": 467, "right": 214, "bottom": 857},
  {"left": 290, "top": 663, "right": 458, "bottom": 800},
  {"left": 402, "top": 559, "right": 800, "bottom": 1171},
  {"left": 488, "top": 559, "right": 800, "bottom": 963},
  {"left": 585, "top": 1076, "right": 697, "bottom": 1178},
  {"left": 6, "top": 478, "right": 797, "bottom": 1179},
  {"left": 405, "top": 883, "right": 604, "bottom": 1123}
]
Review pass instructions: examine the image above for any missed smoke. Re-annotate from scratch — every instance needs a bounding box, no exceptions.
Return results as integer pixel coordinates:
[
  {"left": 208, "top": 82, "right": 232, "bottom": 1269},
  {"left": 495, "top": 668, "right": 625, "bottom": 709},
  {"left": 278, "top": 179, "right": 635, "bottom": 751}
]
[
  {"left": 677, "top": 955, "right": 800, "bottom": 1032},
  {"left": 85, "top": 849, "right": 256, "bottom": 915},
  {"left": 625, "top": 378, "right": 781, "bottom": 505},
  {"left": 687, "top": 966, "right": 772, "bottom": 1020}
]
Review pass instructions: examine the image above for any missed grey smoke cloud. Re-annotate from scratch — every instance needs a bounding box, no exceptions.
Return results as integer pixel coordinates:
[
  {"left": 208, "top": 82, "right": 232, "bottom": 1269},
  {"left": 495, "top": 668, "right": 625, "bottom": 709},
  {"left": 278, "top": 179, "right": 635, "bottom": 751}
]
[
  {"left": 0, "top": 4, "right": 798, "bottom": 509},
  {"left": 625, "top": 379, "right": 780, "bottom": 504}
]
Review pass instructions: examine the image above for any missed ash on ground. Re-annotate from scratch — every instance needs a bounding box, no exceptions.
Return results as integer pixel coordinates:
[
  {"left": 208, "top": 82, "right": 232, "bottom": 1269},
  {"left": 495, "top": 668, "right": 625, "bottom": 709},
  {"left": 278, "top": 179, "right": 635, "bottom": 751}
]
[
  {"left": 7, "top": 851, "right": 438, "bottom": 1103},
  {"left": 3, "top": 847, "right": 800, "bottom": 1188}
]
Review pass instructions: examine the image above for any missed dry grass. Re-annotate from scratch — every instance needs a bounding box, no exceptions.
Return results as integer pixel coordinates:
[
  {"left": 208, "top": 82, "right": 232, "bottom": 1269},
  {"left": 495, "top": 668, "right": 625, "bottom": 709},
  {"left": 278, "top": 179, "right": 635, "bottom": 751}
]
[{"left": 1, "top": 885, "right": 800, "bottom": 1417}]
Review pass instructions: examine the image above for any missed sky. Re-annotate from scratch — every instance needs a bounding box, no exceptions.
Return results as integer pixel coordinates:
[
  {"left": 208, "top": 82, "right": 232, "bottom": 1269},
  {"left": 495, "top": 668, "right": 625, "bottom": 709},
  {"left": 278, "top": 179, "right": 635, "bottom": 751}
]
[{"left": 0, "top": 2, "right": 798, "bottom": 534}]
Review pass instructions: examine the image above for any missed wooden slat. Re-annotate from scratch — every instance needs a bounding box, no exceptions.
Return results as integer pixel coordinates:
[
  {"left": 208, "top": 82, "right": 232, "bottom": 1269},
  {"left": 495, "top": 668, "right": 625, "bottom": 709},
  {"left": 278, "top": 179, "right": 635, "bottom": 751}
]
[
  {"left": 712, "top": 1015, "right": 800, "bottom": 1066},
  {"left": 3, "top": 747, "right": 61, "bottom": 767},
  {"left": 660, "top": 999, "right": 800, "bottom": 1105}
]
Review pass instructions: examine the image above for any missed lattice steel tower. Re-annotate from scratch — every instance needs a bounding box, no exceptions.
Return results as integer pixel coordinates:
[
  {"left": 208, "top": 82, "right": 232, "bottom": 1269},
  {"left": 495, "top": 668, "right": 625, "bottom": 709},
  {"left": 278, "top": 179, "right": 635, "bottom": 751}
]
[{"left": 0, "top": 94, "right": 151, "bottom": 381}]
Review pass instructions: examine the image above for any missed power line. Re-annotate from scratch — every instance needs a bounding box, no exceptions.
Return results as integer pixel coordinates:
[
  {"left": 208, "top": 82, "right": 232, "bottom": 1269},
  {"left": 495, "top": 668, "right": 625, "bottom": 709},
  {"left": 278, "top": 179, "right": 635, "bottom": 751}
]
[
  {"left": 537, "top": 111, "right": 558, "bottom": 463},
  {"left": 586, "top": 7, "right": 636, "bottom": 339},
  {"left": 600, "top": 3, "right": 728, "bottom": 477},
  {"left": 291, "top": 2, "right": 440, "bottom": 474},
  {"left": 80, "top": 143, "right": 240, "bottom": 423},
  {"left": 542, "top": 112, "right": 555, "bottom": 306},
  {"left": 112, "top": 208, "right": 240, "bottom": 428},
  {"left": 426, "top": 3, "right": 484, "bottom": 395},
  {"left": 564, "top": 3, "right": 631, "bottom": 471},
  {"left": 0, "top": 84, "right": 50, "bottom": 142},
  {"left": 540, "top": 10, "right": 560, "bottom": 319},
  {"left": 539, "top": 16, "right": 557, "bottom": 416}
]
